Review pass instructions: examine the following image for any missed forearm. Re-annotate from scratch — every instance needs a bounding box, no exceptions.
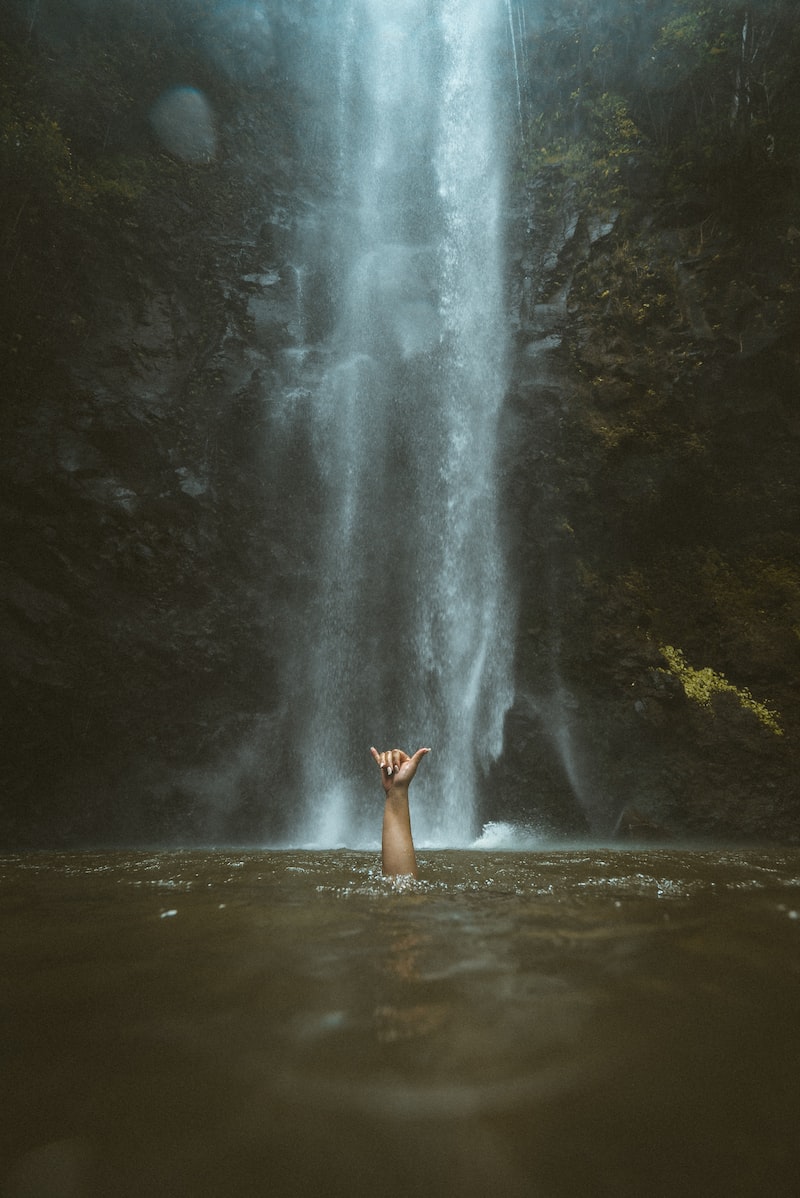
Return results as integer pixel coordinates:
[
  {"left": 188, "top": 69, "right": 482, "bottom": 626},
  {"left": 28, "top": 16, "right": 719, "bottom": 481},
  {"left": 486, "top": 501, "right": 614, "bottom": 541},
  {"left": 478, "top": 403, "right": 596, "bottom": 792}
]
[{"left": 381, "top": 785, "right": 418, "bottom": 878}]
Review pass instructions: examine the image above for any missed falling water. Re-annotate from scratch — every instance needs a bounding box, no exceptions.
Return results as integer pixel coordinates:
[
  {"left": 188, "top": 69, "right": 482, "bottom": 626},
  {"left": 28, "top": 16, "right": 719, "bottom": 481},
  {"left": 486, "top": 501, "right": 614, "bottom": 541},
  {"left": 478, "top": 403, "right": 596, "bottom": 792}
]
[
  {"left": 506, "top": 0, "right": 524, "bottom": 134},
  {"left": 280, "top": 0, "right": 514, "bottom": 847}
]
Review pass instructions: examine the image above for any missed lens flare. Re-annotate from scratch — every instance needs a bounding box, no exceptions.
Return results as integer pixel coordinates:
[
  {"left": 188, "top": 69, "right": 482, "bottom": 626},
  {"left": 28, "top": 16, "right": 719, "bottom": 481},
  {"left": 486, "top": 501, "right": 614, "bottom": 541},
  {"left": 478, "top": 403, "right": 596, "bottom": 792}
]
[{"left": 149, "top": 86, "right": 217, "bottom": 164}]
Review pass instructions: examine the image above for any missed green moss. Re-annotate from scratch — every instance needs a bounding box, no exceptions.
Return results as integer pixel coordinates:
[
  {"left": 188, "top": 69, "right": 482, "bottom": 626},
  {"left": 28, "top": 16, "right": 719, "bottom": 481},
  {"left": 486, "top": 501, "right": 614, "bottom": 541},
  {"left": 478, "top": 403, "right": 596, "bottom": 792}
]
[{"left": 659, "top": 644, "right": 784, "bottom": 735}]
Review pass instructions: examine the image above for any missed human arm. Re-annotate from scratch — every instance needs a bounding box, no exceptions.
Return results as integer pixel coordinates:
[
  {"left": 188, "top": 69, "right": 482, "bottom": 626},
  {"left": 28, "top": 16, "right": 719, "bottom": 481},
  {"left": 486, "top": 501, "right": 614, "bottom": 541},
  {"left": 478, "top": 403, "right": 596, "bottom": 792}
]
[{"left": 370, "top": 746, "right": 431, "bottom": 878}]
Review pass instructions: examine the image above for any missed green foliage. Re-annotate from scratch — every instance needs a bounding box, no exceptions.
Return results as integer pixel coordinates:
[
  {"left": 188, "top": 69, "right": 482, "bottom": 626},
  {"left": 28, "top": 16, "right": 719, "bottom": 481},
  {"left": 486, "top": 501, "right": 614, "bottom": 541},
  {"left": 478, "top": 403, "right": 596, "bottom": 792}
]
[
  {"left": 650, "top": 5, "right": 722, "bottom": 95},
  {"left": 659, "top": 644, "right": 784, "bottom": 735},
  {"left": 523, "top": 88, "right": 642, "bottom": 213},
  {"left": 518, "top": 0, "right": 800, "bottom": 228},
  {"left": 0, "top": 42, "right": 148, "bottom": 245}
]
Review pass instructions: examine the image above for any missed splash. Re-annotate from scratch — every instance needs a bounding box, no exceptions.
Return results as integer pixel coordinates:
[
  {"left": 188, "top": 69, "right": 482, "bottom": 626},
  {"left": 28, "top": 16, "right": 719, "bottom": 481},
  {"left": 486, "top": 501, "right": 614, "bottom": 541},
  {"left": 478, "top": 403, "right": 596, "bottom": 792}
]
[{"left": 472, "top": 821, "right": 544, "bottom": 851}]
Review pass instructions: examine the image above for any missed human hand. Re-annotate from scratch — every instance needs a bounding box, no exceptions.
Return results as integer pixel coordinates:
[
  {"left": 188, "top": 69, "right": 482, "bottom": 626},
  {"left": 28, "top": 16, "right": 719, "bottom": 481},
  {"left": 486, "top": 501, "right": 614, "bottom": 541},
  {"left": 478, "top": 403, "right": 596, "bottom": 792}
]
[{"left": 370, "top": 746, "right": 431, "bottom": 794}]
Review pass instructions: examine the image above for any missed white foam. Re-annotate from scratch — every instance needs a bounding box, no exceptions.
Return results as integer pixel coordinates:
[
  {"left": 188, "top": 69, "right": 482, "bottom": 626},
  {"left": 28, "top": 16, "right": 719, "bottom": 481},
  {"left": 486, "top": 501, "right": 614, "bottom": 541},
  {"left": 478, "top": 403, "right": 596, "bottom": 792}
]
[{"left": 471, "top": 821, "right": 543, "bottom": 851}]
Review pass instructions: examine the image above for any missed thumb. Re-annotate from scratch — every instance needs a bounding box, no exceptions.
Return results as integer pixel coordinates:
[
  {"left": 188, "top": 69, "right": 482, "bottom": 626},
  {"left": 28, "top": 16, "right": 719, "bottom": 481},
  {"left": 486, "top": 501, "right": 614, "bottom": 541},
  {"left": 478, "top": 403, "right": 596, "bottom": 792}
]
[{"left": 410, "top": 747, "right": 431, "bottom": 766}]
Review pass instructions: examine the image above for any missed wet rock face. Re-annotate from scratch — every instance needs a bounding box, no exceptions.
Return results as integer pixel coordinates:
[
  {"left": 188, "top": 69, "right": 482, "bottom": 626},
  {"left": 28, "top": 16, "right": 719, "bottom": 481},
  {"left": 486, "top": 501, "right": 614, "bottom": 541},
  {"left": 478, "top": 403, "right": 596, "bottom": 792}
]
[
  {"left": 0, "top": 18, "right": 308, "bottom": 845},
  {"left": 499, "top": 156, "right": 800, "bottom": 845},
  {"left": 1, "top": 260, "right": 279, "bottom": 845}
]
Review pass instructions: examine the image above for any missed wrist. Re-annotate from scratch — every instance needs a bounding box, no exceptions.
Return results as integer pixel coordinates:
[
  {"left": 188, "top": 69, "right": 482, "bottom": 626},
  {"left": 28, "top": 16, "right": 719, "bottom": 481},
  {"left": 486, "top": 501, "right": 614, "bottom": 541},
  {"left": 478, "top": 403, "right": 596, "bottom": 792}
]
[{"left": 384, "top": 781, "right": 410, "bottom": 800}]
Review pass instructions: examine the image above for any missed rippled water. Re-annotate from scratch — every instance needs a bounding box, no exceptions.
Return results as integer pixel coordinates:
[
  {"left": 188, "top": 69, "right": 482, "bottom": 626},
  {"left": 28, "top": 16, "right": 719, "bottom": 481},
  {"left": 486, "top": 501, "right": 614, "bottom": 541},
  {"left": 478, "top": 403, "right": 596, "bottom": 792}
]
[{"left": 2, "top": 848, "right": 800, "bottom": 1197}]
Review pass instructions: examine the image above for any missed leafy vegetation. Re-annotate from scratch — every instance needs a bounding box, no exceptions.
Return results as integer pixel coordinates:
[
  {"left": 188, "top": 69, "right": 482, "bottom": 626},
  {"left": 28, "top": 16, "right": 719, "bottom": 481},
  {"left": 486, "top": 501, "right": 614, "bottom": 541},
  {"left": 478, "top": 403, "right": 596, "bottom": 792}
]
[
  {"left": 659, "top": 643, "right": 783, "bottom": 735},
  {"left": 523, "top": 1, "right": 800, "bottom": 194}
]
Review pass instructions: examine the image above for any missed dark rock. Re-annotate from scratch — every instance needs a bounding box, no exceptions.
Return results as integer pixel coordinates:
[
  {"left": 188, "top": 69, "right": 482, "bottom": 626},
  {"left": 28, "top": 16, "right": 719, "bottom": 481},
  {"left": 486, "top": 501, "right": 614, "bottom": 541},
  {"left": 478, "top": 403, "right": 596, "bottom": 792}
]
[{"left": 613, "top": 806, "right": 673, "bottom": 843}]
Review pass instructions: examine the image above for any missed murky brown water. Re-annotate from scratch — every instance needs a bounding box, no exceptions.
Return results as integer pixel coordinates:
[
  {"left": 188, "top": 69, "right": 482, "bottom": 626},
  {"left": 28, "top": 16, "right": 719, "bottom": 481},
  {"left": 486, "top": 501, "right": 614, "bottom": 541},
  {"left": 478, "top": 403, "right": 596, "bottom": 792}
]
[{"left": 2, "top": 848, "right": 799, "bottom": 1197}]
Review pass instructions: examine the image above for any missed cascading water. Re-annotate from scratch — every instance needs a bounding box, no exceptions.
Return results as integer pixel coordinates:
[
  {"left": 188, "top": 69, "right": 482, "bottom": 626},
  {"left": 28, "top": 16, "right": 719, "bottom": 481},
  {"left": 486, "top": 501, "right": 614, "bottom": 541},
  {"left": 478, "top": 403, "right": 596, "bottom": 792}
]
[{"left": 279, "top": 0, "right": 514, "bottom": 847}]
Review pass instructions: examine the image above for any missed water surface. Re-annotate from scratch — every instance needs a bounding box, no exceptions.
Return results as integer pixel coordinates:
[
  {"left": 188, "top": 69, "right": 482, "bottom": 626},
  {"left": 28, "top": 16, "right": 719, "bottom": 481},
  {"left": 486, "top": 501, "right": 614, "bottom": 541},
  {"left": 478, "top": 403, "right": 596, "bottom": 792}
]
[{"left": 3, "top": 849, "right": 799, "bottom": 1196}]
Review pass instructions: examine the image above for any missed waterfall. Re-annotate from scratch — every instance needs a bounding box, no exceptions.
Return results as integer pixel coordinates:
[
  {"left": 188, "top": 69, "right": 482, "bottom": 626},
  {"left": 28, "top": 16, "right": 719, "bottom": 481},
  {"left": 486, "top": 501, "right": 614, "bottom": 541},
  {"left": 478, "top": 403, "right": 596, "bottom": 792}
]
[
  {"left": 506, "top": 0, "right": 524, "bottom": 134},
  {"left": 278, "top": 0, "right": 514, "bottom": 847}
]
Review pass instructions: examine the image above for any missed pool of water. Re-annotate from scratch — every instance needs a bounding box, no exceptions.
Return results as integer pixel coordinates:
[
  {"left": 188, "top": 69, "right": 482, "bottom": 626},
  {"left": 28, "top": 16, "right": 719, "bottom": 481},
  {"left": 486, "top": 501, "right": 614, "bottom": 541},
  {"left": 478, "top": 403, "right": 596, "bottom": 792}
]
[{"left": 2, "top": 848, "right": 799, "bottom": 1197}]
